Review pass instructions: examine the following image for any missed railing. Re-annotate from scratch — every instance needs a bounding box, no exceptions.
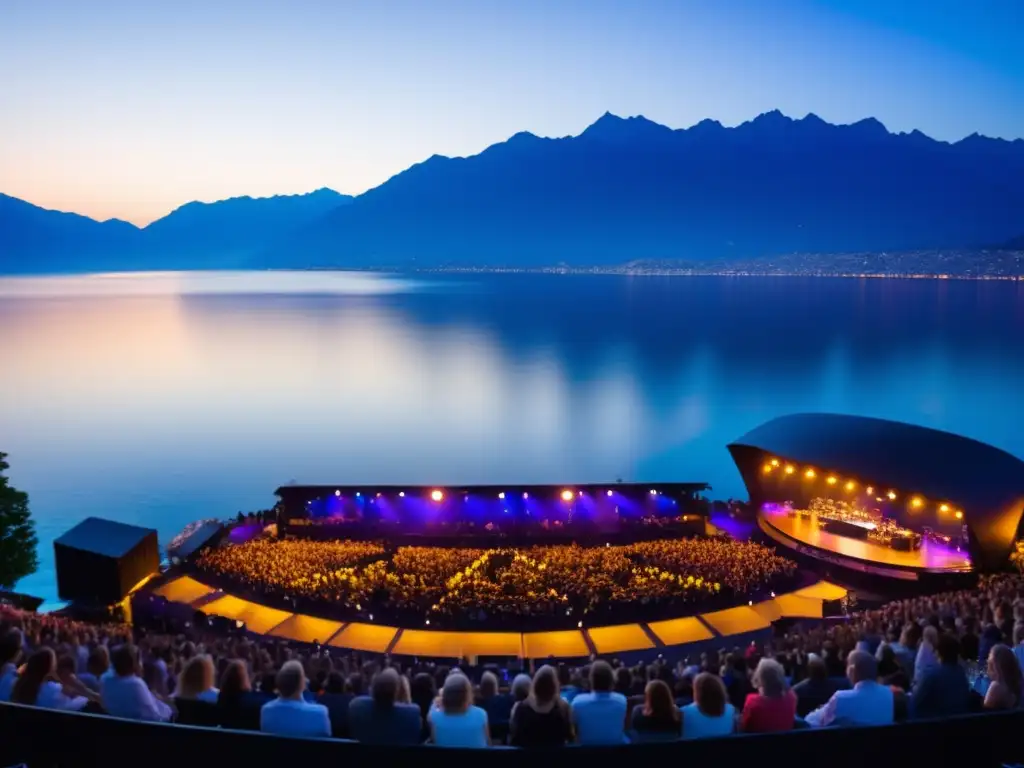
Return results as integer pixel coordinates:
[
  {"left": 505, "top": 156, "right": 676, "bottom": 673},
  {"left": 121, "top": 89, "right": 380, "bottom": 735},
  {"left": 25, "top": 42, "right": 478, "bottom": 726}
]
[{"left": 1, "top": 701, "right": 1022, "bottom": 768}]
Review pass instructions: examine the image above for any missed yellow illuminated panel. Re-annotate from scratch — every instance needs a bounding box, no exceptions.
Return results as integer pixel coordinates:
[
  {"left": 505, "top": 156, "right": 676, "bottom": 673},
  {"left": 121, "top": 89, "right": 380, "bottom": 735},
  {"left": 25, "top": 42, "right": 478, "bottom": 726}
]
[
  {"left": 152, "top": 576, "right": 217, "bottom": 606},
  {"left": 773, "top": 594, "right": 824, "bottom": 618},
  {"left": 792, "top": 581, "right": 849, "bottom": 601},
  {"left": 751, "top": 600, "right": 783, "bottom": 623},
  {"left": 587, "top": 624, "right": 654, "bottom": 654},
  {"left": 522, "top": 630, "right": 589, "bottom": 659},
  {"left": 700, "top": 606, "right": 771, "bottom": 635},
  {"left": 269, "top": 614, "right": 345, "bottom": 645},
  {"left": 645, "top": 617, "right": 714, "bottom": 646},
  {"left": 392, "top": 630, "right": 522, "bottom": 658},
  {"left": 328, "top": 622, "right": 399, "bottom": 653},
  {"left": 200, "top": 595, "right": 293, "bottom": 635}
]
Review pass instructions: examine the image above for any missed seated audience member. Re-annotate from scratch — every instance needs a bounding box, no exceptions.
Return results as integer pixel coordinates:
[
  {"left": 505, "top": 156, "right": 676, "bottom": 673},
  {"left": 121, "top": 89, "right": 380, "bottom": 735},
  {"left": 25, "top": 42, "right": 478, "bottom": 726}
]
[
  {"left": 805, "top": 650, "right": 893, "bottom": 727},
  {"left": 570, "top": 660, "right": 627, "bottom": 745},
  {"left": 681, "top": 672, "right": 736, "bottom": 740},
  {"left": 429, "top": 672, "right": 490, "bottom": 747},
  {"left": 260, "top": 660, "right": 331, "bottom": 738},
  {"left": 217, "top": 659, "right": 268, "bottom": 731},
  {"left": 630, "top": 679, "right": 681, "bottom": 739},
  {"left": 11, "top": 648, "right": 92, "bottom": 711},
  {"left": 0, "top": 628, "right": 23, "bottom": 701},
  {"left": 79, "top": 646, "right": 109, "bottom": 694},
  {"left": 983, "top": 644, "right": 1022, "bottom": 711},
  {"left": 410, "top": 672, "right": 437, "bottom": 740},
  {"left": 55, "top": 653, "right": 100, "bottom": 706},
  {"left": 558, "top": 666, "right": 580, "bottom": 702},
  {"left": 318, "top": 670, "right": 354, "bottom": 738},
  {"left": 509, "top": 665, "right": 572, "bottom": 747},
  {"left": 511, "top": 673, "right": 532, "bottom": 705},
  {"left": 912, "top": 634, "right": 970, "bottom": 720},
  {"left": 792, "top": 654, "right": 846, "bottom": 717},
  {"left": 913, "top": 626, "right": 940, "bottom": 686},
  {"left": 477, "top": 670, "right": 514, "bottom": 726},
  {"left": 349, "top": 668, "right": 423, "bottom": 745},
  {"left": 723, "top": 653, "right": 754, "bottom": 710},
  {"left": 741, "top": 658, "right": 797, "bottom": 733},
  {"left": 1012, "top": 623, "right": 1024, "bottom": 673},
  {"left": 101, "top": 644, "right": 173, "bottom": 722},
  {"left": 175, "top": 654, "right": 219, "bottom": 704}
]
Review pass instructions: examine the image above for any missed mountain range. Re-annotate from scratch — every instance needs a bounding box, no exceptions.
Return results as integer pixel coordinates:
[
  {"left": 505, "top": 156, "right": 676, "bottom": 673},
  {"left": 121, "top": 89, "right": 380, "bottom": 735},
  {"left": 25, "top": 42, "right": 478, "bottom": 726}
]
[{"left": 2, "top": 110, "right": 1024, "bottom": 274}]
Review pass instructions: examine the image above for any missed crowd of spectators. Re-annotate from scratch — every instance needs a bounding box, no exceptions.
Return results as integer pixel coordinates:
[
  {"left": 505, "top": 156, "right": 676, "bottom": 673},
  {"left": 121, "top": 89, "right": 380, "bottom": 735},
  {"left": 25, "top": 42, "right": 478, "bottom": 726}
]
[
  {"left": 3, "top": 572, "right": 1024, "bottom": 747},
  {"left": 193, "top": 537, "right": 797, "bottom": 628}
]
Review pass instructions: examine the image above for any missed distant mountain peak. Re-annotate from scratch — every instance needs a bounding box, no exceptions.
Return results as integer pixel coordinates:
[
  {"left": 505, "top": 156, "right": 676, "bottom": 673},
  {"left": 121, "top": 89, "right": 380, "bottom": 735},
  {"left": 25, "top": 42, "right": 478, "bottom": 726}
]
[{"left": 582, "top": 112, "right": 672, "bottom": 141}]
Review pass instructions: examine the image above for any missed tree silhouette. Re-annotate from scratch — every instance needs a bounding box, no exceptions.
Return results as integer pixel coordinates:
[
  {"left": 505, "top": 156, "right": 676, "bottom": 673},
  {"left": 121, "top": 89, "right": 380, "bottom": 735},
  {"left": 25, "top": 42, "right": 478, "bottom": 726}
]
[{"left": 0, "top": 452, "right": 38, "bottom": 589}]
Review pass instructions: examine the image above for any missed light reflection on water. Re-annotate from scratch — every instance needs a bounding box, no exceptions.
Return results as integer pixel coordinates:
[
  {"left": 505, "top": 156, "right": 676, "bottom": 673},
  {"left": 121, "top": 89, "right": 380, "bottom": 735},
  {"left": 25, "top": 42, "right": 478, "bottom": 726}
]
[{"left": 1, "top": 270, "right": 1023, "bottom": 602}]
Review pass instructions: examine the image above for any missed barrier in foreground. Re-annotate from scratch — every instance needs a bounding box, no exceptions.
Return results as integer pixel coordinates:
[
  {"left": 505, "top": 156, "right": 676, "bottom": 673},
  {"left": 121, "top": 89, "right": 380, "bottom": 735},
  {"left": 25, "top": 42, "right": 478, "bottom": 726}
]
[{"left": 1, "top": 701, "right": 1021, "bottom": 768}]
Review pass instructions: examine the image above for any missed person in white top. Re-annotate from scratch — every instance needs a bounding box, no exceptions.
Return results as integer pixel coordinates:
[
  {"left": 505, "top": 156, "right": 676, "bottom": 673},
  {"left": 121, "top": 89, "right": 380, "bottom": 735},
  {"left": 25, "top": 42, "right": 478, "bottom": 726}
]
[
  {"left": 260, "top": 660, "right": 331, "bottom": 738},
  {"left": 10, "top": 648, "right": 94, "bottom": 712},
  {"left": 805, "top": 650, "right": 894, "bottom": 728},
  {"left": 101, "top": 644, "right": 173, "bottom": 722}
]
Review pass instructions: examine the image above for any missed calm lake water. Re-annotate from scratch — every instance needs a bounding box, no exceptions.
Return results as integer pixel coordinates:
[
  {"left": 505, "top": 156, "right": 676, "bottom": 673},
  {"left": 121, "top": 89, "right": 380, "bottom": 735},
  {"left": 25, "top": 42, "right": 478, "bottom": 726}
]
[{"left": 3, "top": 271, "right": 1024, "bottom": 603}]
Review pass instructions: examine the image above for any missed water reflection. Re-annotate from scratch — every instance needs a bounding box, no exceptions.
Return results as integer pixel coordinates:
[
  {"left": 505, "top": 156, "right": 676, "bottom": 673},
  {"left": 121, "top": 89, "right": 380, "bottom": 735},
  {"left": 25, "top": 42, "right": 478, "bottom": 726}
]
[{"left": 1, "top": 271, "right": 1023, "bottom": 600}]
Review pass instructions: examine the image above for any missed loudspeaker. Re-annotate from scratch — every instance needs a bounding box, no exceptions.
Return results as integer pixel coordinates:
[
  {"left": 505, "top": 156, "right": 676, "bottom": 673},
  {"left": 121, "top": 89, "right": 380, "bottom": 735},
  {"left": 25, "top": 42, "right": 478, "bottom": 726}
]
[{"left": 54, "top": 517, "right": 160, "bottom": 605}]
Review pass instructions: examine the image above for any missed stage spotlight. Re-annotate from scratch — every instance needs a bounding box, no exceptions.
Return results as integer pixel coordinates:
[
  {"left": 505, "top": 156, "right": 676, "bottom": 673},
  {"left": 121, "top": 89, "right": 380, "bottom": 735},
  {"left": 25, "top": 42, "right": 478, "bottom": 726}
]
[
  {"left": 866, "top": 486, "right": 874, "bottom": 495},
  {"left": 560, "top": 489, "right": 574, "bottom": 502},
  {"left": 887, "top": 491, "right": 897, "bottom": 501},
  {"left": 804, "top": 469, "right": 816, "bottom": 479},
  {"left": 763, "top": 463, "right": 773, "bottom": 473},
  {"left": 334, "top": 490, "right": 341, "bottom": 497},
  {"left": 845, "top": 481, "right": 856, "bottom": 492},
  {"left": 911, "top": 497, "right": 923, "bottom": 509},
  {"left": 522, "top": 492, "right": 529, "bottom": 500},
  {"left": 826, "top": 476, "right": 837, "bottom": 485},
  {"left": 578, "top": 491, "right": 583, "bottom": 498},
  {"left": 498, "top": 492, "right": 505, "bottom": 499},
  {"left": 355, "top": 492, "right": 361, "bottom": 498},
  {"left": 399, "top": 491, "right": 405, "bottom": 498},
  {"left": 376, "top": 492, "right": 382, "bottom": 498},
  {"left": 606, "top": 490, "right": 613, "bottom": 497},
  {"left": 577, "top": 621, "right": 583, "bottom": 628},
  {"left": 425, "top": 619, "right": 430, "bottom": 626},
  {"left": 784, "top": 465, "right": 795, "bottom": 475},
  {"left": 954, "top": 510, "right": 963, "bottom": 519},
  {"left": 649, "top": 489, "right": 657, "bottom": 495},
  {"left": 770, "top": 458, "right": 780, "bottom": 467},
  {"left": 430, "top": 490, "right": 444, "bottom": 502}
]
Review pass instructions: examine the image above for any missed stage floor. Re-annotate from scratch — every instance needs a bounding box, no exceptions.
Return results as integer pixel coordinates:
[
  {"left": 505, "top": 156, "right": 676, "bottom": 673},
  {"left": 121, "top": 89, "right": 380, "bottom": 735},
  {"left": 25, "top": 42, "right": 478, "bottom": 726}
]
[
  {"left": 150, "top": 575, "right": 847, "bottom": 658},
  {"left": 761, "top": 508, "right": 972, "bottom": 572}
]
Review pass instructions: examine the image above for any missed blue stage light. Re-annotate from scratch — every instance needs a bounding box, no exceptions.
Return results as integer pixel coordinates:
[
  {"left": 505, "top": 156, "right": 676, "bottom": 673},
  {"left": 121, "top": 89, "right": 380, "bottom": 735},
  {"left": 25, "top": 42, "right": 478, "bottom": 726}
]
[
  {"left": 334, "top": 490, "right": 341, "bottom": 497},
  {"left": 498, "top": 492, "right": 505, "bottom": 499},
  {"left": 399, "top": 491, "right": 405, "bottom": 498},
  {"left": 606, "top": 490, "right": 613, "bottom": 497}
]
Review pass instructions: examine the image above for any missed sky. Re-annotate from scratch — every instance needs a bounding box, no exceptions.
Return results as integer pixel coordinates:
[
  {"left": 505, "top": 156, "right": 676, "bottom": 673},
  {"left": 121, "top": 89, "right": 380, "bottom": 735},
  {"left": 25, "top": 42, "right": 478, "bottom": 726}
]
[{"left": 1, "top": 0, "right": 1022, "bottom": 226}]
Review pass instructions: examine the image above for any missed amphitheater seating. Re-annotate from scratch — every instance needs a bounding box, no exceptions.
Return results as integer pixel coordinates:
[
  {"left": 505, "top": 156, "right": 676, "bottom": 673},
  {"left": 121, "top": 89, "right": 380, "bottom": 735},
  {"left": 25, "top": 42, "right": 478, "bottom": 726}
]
[{"left": 1, "top": 701, "right": 1021, "bottom": 768}]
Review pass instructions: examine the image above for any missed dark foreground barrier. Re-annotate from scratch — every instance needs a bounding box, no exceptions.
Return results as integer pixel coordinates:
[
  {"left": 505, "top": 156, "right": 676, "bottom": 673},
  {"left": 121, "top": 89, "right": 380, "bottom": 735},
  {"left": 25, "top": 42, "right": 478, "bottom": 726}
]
[{"left": 1, "top": 701, "right": 1022, "bottom": 768}]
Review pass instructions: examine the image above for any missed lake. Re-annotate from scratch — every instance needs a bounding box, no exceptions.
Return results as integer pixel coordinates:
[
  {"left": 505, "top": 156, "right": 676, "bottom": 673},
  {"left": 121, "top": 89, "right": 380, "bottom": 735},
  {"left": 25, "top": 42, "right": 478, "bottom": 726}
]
[{"left": 2, "top": 270, "right": 1023, "bottom": 604}]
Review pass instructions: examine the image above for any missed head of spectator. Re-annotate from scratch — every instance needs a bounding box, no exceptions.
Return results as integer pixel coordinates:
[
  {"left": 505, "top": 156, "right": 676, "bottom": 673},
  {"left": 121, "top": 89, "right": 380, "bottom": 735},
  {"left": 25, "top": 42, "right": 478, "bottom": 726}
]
[
  {"left": 922, "top": 625, "right": 939, "bottom": 650},
  {"left": 614, "top": 666, "right": 632, "bottom": 695},
  {"left": 411, "top": 672, "right": 436, "bottom": 714},
  {"left": 1013, "top": 623, "right": 1024, "bottom": 648},
  {"left": 511, "top": 673, "right": 532, "bottom": 703},
  {"left": 275, "top": 660, "right": 307, "bottom": 701},
  {"left": 11, "top": 648, "right": 56, "bottom": 705},
  {"left": 177, "top": 654, "right": 216, "bottom": 700},
  {"left": 219, "top": 659, "right": 252, "bottom": 697},
  {"left": 752, "top": 658, "right": 788, "bottom": 698},
  {"left": 589, "top": 660, "right": 614, "bottom": 694},
  {"left": 806, "top": 653, "right": 827, "bottom": 682},
  {"left": 0, "top": 628, "right": 23, "bottom": 668},
  {"left": 111, "top": 644, "right": 139, "bottom": 678},
  {"left": 846, "top": 650, "right": 877, "bottom": 685},
  {"left": 988, "top": 644, "right": 1022, "bottom": 701},
  {"left": 86, "top": 646, "right": 109, "bottom": 679},
  {"left": 346, "top": 672, "right": 365, "bottom": 696},
  {"left": 397, "top": 673, "right": 412, "bottom": 704},
  {"left": 323, "top": 670, "right": 345, "bottom": 695},
  {"left": 529, "top": 665, "right": 560, "bottom": 709},
  {"left": 479, "top": 671, "right": 498, "bottom": 700},
  {"left": 371, "top": 668, "right": 401, "bottom": 709},
  {"left": 643, "top": 679, "right": 680, "bottom": 723},
  {"left": 693, "top": 672, "right": 728, "bottom": 717},
  {"left": 440, "top": 672, "right": 473, "bottom": 715},
  {"left": 936, "top": 634, "right": 961, "bottom": 666}
]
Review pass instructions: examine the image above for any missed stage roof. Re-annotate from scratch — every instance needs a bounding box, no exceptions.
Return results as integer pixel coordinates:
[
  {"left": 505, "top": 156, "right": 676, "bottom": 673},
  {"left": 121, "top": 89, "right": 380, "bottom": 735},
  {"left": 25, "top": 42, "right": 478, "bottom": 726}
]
[
  {"left": 53, "top": 517, "right": 157, "bottom": 560},
  {"left": 275, "top": 482, "right": 710, "bottom": 497},
  {"left": 729, "top": 413, "right": 1024, "bottom": 567}
]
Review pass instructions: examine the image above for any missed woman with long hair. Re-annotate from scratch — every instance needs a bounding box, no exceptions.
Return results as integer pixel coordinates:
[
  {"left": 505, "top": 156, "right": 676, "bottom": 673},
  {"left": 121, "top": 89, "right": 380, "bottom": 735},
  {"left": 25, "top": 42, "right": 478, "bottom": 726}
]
[
  {"left": 984, "top": 644, "right": 1023, "bottom": 710},
  {"left": 428, "top": 671, "right": 490, "bottom": 747},
  {"left": 175, "top": 654, "right": 219, "bottom": 703},
  {"left": 509, "top": 665, "right": 572, "bottom": 747},
  {"left": 681, "top": 672, "right": 736, "bottom": 739},
  {"left": 11, "top": 648, "right": 92, "bottom": 711},
  {"left": 630, "top": 679, "right": 681, "bottom": 737}
]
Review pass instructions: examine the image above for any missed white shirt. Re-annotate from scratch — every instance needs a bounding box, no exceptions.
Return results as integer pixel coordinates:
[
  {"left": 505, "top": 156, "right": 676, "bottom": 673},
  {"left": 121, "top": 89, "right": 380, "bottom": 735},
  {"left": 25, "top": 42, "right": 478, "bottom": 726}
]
[
  {"left": 260, "top": 697, "right": 331, "bottom": 738},
  {"left": 101, "top": 673, "right": 173, "bottom": 722},
  {"left": 0, "top": 663, "right": 17, "bottom": 701},
  {"left": 36, "top": 680, "right": 89, "bottom": 711},
  {"left": 805, "top": 680, "right": 894, "bottom": 728}
]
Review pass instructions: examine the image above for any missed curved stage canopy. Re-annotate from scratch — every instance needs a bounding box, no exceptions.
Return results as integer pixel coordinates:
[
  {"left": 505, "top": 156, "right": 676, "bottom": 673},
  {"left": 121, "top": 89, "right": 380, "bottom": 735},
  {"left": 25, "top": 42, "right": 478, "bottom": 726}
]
[{"left": 728, "top": 413, "right": 1024, "bottom": 571}]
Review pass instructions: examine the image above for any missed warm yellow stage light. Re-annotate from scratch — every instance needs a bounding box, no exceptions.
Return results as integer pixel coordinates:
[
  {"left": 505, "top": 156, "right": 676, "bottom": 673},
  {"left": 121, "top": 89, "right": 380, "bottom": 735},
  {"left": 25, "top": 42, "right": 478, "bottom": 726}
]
[
  {"left": 804, "top": 469, "right": 816, "bottom": 479},
  {"left": 770, "top": 459, "right": 780, "bottom": 467},
  {"left": 784, "top": 465, "right": 795, "bottom": 475},
  {"left": 826, "top": 476, "right": 837, "bottom": 485},
  {"left": 430, "top": 489, "right": 444, "bottom": 502},
  {"left": 844, "top": 481, "right": 856, "bottom": 492},
  {"left": 955, "top": 510, "right": 963, "bottom": 519},
  {"left": 866, "top": 486, "right": 874, "bottom": 495},
  {"left": 560, "top": 489, "right": 575, "bottom": 502},
  {"left": 887, "top": 491, "right": 897, "bottom": 501},
  {"left": 763, "top": 463, "right": 774, "bottom": 473},
  {"left": 911, "top": 497, "right": 924, "bottom": 509}
]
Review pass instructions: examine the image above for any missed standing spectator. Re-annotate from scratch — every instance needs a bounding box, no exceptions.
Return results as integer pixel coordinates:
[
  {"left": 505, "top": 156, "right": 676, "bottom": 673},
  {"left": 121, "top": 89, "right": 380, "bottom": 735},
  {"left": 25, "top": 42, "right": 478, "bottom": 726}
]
[
  {"left": 681, "top": 673, "right": 736, "bottom": 739},
  {"left": 429, "top": 672, "right": 490, "bottom": 747},
  {"left": 260, "top": 660, "right": 330, "bottom": 738},
  {"left": 348, "top": 668, "right": 422, "bottom": 745},
  {"left": 741, "top": 658, "right": 796, "bottom": 732},
  {"left": 101, "top": 644, "right": 173, "bottom": 722},
  {"left": 570, "top": 660, "right": 627, "bottom": 745}
]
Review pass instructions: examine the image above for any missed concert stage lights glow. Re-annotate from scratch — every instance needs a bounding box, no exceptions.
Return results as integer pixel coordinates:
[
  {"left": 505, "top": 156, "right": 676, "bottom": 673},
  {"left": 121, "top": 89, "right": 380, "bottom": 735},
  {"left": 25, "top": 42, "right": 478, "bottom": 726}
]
[
  {"left": 887, "top": 491, "right": 897, "bottom": 500},
  {"left": 430, "top": 490, "right": 444, "bottom": 502},
  {"left": 334, "top": 490, "right": 341, "bottom": 497},
  {"left": 607, "top": 490, "right": 613, "bottom": 497},
  {"left": 399, "top": 491, "right": 405, "bottom": 497},
  {"left": 560, "top": 489, "right": 574, "bottom": 502},
  {"left": 784, "top": 465, "right": 796, "bottom": 475},
  {"left": 845, "top": 481, "right": 856, "bottom": 492},
  {"left": 804, "top": 469, "right": 816, "bottom": 479},
  {"left": 911, "top": 497, "right": 923, "bottom": 509},
  {"left": 826, "top": 476, "right": 837, "bottom": 485},
  {"left": 522, "top": 492, "right": 529, "bottom": 499},
  {"left": 955, "top": 510, "right": 963, "bottom": 519},
  {"left": 650, "top": 489, "right": 657, "bottom": 495},
  {"left": 498, "top": 492, "right": 505, "bottom": 499}
]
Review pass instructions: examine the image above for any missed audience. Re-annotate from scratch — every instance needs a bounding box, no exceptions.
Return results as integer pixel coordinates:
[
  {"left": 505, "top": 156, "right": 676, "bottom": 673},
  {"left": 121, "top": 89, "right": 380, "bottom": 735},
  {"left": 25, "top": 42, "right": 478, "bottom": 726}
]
[
  {"left": 982, "top": 644, "right": 1022, "bottom": 711},
  {"left": 792, "top": 653, "right": 847, "bottom": 717},
  {"left": 217, "top": 660, "right": 268, "bottom": 731},
  {"left": 101, "top": 644, "right": 173, "bottom": 722},
  {"left": 0, "top": 628, "right": 24, "bottom": 701},
  {"left": 741, "top": 659, "right": 796, "bottom": 733},
  {"left": 428, "top": 672, "right": 490, "bottom": 747},
  {"left": 911, "top": 635, "right": 970, "bottom": 720},
  {"left": 570, "top": 661, "right": 627, "bottom": 745},
  {"left": 10, "top": 648, "right": 92, "bottom": 711},
  {"left": 176, "top": 655, "right": 219, "bottom": 704},
  {"left": 260, "top": 661, "right": 330, "bottom": 738},
  {"left": 349, "top": 668, "right": 422, "bottom": 745},
  {"left": 681, "top": 673, "right": 735, "bottom": 739},
  {"left": 630, "top": 679, "right": 681, "bottom": 739},
  {"left": 805, "top": 650, "right": 893, "bottom": 727},
  {"left": 509, "top": 665, "right": 572, "bottom": 747}
]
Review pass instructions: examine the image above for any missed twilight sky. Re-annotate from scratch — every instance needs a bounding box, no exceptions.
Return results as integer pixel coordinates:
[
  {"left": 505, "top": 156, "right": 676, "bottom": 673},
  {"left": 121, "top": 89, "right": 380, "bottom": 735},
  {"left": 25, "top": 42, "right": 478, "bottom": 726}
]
[{"left": 1, "top": 0, "right": 1021, "bottom": 226}]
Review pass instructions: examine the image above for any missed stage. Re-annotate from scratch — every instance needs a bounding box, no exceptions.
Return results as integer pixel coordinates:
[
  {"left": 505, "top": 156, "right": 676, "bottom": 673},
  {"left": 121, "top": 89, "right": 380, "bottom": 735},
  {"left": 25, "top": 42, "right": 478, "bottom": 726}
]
[{"left": 759, "top": 507, "right": 972, "bottom": 579}]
